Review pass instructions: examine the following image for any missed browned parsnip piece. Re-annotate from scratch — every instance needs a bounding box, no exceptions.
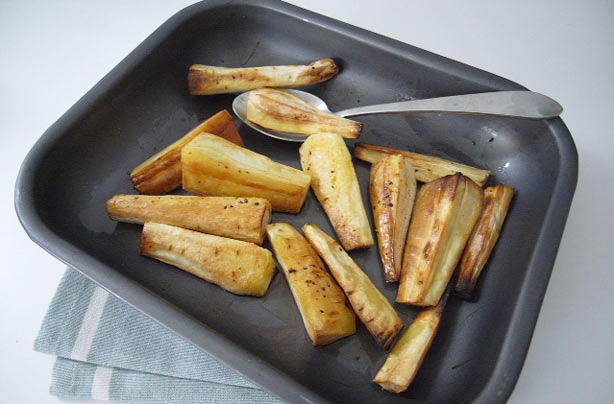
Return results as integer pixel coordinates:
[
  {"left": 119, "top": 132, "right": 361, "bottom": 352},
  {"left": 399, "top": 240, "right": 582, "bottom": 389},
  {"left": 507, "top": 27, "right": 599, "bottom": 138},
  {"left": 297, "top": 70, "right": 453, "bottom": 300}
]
[
  {"left": 266, "top": 223, "right": 356, "bottom": 346},
  {"left": 370, "top": 154, "right": 417, "bottom": 282},
  {"left": 247, "top": 88, "right": 362, "bottom": 139},
  {"left": 354, "top": 143, "right": 490, "bottom": 186},
  {"left": 140, "top": 222, "right": 276, "bottom": 296},
  {"left": 188, "top": 59, "right": 339, "bottom": 95},
  {"left": 106, "top": 195, "right": 271, "bottom": 245},
  {"left": 299, "top": 133, "right": 373, "bottom": 251},
  {"left": 397, "top": 174, "right": 483, "bottom": 306},
  {"left": 303, "top": 223, "right": 403, "bottom": 349},
  {"left": 374, "top": 288, "right": 449, "bottom": 393},
  {"left": 181, "top": 133, "right": 311, "bottom": 213},
  {"left": 130, "top": 110, "right": 243, "bottom": 195},
  {"left": 455, "top": 184, "right": 515, "bottom": 299}
]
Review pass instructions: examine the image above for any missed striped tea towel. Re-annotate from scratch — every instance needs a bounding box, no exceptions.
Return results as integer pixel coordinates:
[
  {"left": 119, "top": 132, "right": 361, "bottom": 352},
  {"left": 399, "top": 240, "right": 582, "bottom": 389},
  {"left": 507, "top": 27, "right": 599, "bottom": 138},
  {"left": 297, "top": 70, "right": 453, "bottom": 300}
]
[{"left": 34, "top": 268, "right": 281, "bottom": 404}]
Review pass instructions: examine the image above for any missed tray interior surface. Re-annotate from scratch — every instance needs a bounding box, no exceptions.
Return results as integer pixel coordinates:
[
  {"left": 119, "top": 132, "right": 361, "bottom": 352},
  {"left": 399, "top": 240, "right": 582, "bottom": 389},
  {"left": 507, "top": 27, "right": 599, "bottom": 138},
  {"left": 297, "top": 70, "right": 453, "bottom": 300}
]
[{"left": 26, "top": 3, "right": 567, "bottom": 403}]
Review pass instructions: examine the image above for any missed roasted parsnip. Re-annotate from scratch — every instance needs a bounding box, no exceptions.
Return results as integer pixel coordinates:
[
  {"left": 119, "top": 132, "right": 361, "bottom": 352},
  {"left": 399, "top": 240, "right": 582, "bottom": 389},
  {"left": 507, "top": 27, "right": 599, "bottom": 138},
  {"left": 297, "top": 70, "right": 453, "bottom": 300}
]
[
  {"left": 188, "top": 59, "right": 339, "bottom": 95},
  {"left": 130, "top": 110, "right": 243, "bottom": 195},
  {"left": 106, "top": 195, "right": 272, "bottom": 245},
  {"left": 140, "top": 222, "right": 276, "bottom": 296},
  {"left": 455, "top": 184, "right": 515, "bottom": 299},
  {"left": 299, "top": 133, "right": 374, "bottom": 250},
  {"left": 374, "top": 289, "right": 449, "bottom": 393},
  {"left": 182, "top": 133, "right": 311, "bottom": 213},
  {"left": 370, "top": 154, "right": 417, "bottom": 282},
  {"left": 247, "top": 88, "right": 362, "bottom": 139},
  {"left": 397, "top": 174, "right": 483, "bottom": 306},
  {"left": 266, "top": 223, "right": 356, "bottom": 346},
  {"left": 354, "top": 143, "right": 490, "bottom": 186},
  {"left": 303, "top": 223, "right": 403, "bottom": 349}
]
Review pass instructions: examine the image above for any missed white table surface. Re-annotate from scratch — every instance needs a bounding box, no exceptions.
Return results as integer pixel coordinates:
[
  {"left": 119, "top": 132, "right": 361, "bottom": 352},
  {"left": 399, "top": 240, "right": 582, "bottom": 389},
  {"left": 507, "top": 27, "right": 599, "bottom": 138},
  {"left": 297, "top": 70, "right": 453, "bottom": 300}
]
[{"left": 1, "top": 1, "right": 612, "bottom": 403}]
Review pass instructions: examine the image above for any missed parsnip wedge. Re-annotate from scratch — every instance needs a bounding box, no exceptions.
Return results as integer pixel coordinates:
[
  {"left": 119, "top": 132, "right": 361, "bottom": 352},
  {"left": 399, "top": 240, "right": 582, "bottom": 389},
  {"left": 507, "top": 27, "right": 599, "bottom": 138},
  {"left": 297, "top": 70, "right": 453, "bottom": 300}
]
[
  {"left": 188, "top": 59, "right": 339, "bottom": 95},
  {"left": 130, "top": 110, "right": 243, "bottom": 195},
  {"left": 455, "top": 184, "right": 515, "bottom": 299},
  {"left": 299, "top": 133, "right": 373, "bottom": 250},
  {"left": 140, "top": 222, "right": 276, "bottom": 296},
  {"left": 354, "top": 143, "right": 490, "bottom": 186},
  {"left": 106, "top": 195, "right": 272, "bottom": 245},
  {"left": 247, "top": 88, "right": 362, "bottom": 139},
  {"left": 266, "top": 223, "right": 356, "bottom": 346},
  {"left": 182, "top": 133, "right": 311, "bottom": 213},
  {"left": 397, "top": 174, "right": 483, "bottom": 306},
  {"left": 374, "top": 288, "right": 449, "bottom": 393},
  {"left": 303, "top": 223, "right": 403, "bottom": 349},
  {"left": 370, "top": 154, "right": 417, "bottom": 282}
]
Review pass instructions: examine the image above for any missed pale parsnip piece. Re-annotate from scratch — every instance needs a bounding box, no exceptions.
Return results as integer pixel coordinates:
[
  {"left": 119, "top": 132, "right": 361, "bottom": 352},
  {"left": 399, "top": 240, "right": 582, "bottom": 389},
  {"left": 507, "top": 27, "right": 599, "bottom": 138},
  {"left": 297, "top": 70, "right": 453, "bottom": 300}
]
[
  {"left": 140, "top": 222, "right": 276, "bottom": 296},
  {"left": 299, "top": 133, "right": 373, "bottom": 250},
  {"left": 373, "top": 289, "right": 449, "bottom": 393},
  {"left": 181, "top": 133, "right": 311, "bottom": 213},
  {"left": 247, "top": 88, "right": 362, "bottom": 139},
  {"left": 354, "top": 143, "right": 490, "bottom": 186},
  {"left": 370, "top": 154, "right": 417, "bottom": 282},
  {"left": 303, "top": 223, "right": 403, "bottom": 349},
  {"left": 188, "top": 59, "right": 339, "bottom": 95},
  {"left": 266, "top": 223, "right": 356, "bottom": 346},
  {"left": 130, "top": 110, "right": 243, "bottom": 195},
  {"left": 455, "top": 184, "right": 515, "bottom": 299},
  {"left": 106, "top": 195, "right": 271, "bottom": 245},
  {"left": 397, "top": 174, "right": 483, "bottom": 306}
]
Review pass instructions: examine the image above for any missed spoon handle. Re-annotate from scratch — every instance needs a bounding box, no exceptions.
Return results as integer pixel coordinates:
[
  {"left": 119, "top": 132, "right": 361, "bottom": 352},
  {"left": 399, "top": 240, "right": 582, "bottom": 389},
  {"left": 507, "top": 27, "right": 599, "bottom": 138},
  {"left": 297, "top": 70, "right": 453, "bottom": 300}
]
[{"left": 335, "top": 91, "right": 562, "bottom": 119}]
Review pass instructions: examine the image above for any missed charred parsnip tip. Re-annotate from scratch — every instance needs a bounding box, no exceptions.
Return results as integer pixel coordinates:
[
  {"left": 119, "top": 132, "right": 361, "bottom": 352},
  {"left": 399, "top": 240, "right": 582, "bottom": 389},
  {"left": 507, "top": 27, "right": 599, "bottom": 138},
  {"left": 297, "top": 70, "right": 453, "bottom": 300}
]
[
  {"left": 130, "top": 110, "right": 243, "bottom": 195},
  {"left": 247, "top": 88, "right": 363, "bottom": 139},
  {"left": 188, "top": 59, "right": 339, "bottom": 95},
  {"left": 397, "top": 174, "right": 483, "bottom": 306},
  {"left": 455, "top": 184, "right": 515, "bottom": 299},
  {"left": 354, "top": 143, "right": 490, "bottom": 186},
  {"left": 302, "top": 223, "right": 403, "bottom": 349},
  {"left": 373, "top": 288, "right": 449, "bottom": 393},
  {"left": 299, "top": 133, "right": 373, "bottom": 250},
  {"left": 139, "top": 222, "right": 276, "bottom": 296},
  {"left": 266, "top": 223, "right": 356, "bottom": 346},
  {"left": 181, "top": 133, "right": 311, "bottom": 213},
  {"left": 370, "top": 154, "right": 417, "bottom": 282},
  {"left": 106, "top": 195, "right": 271, "bottom": 245}
]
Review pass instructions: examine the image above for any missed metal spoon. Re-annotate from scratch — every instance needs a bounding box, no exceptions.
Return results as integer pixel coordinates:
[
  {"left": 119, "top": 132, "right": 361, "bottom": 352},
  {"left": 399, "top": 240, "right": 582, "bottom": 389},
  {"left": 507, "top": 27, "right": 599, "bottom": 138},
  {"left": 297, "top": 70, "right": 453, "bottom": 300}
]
[{"left": 232, "top": 89, "right": 562, "bottom": 142}]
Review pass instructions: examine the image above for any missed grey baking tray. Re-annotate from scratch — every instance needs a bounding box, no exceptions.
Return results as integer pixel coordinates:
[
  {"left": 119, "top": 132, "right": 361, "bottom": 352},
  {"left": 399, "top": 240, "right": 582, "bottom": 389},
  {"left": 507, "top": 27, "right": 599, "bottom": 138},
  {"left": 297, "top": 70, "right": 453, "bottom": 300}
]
[{"left": 15, "top": 1, "right": 577, "bottom": 403}]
